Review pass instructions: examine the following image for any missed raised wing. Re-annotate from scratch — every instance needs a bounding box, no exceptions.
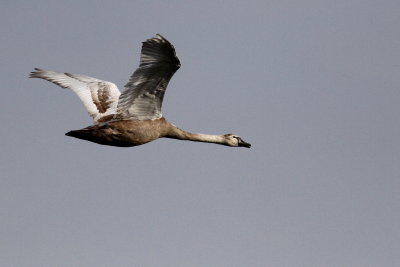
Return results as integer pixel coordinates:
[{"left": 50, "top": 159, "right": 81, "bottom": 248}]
[
  {"left": 30, "top": 68, "right": 121, "bottom": 123},
  {"left": 116, "top": 34, "right": 181, "bottom": 120}
]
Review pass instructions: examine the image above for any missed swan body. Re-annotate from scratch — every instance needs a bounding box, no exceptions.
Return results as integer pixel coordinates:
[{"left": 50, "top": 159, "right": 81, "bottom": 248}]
[{"left": 30, "top": 34, "right": 251, "bottom": 148}]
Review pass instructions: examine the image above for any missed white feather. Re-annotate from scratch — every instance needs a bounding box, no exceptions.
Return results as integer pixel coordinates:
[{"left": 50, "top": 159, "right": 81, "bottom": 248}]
[{"left": 30, "top": 68, "right": 121, "bottom": 123}]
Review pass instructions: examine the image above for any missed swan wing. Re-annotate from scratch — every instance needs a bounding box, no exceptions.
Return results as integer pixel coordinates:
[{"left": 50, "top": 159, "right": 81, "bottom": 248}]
[
  {"left": 30, "top": 68, "right": 121, "bottom": 123},
  {"left": 116, "top": 34, "right": 180, "bottom": 120}
]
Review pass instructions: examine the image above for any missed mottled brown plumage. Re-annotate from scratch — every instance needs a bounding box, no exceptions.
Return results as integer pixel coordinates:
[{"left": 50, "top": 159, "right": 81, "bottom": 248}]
[
  {"left": 66, "top": 118, "right": 171, "bottom": 147},
  {"left": 65, "top": 118, "right": 250, "bottom": 148},
  {"left": 30, "top": 34, "right": 251, "bottom": 148}
]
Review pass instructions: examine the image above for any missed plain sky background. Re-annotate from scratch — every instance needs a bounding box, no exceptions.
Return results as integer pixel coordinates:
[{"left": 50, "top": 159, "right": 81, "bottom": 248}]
[{"left": 1, "top": 1, "right": 399, "bottom": 266}]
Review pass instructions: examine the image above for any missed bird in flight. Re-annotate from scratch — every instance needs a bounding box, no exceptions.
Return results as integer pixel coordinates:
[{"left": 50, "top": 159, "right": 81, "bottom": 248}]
[{"left": 30, "top": 34, "right": 251, "bottom": 148}]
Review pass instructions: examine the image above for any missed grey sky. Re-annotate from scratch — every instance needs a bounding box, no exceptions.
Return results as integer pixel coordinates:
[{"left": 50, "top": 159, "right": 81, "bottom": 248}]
[{"left": 1, "top": 0, "right": 399, "bottom": 266}]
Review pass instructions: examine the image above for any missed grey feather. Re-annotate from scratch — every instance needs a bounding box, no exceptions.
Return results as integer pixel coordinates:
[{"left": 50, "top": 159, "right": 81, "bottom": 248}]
[{"left": 116, "top": 34, "right": 180, "bottom": 120}]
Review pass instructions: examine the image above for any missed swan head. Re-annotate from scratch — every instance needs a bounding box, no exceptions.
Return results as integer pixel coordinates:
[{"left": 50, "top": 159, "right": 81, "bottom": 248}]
[{"left": 223, "top": 134, "right": 251, "bottom": 148}]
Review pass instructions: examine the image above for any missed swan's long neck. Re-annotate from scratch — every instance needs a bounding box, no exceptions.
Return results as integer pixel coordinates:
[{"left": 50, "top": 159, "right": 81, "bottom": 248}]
[{"left": 164, "top": 124, "right": 226, "bottom": 146}]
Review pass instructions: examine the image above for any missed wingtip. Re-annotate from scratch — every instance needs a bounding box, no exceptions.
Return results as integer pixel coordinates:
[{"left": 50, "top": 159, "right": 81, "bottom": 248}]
[
  {"left": 31, "top": 68, "right": 44, "bottom": 75},
  {"left": 145, "top": 34, "right": 168, "bottom": 44},
  {"left": 156, "top": 33, "right": 165, "bottom": 40},
  {"left": 29, "top": 67, "right": 43, "bottom": 78}
]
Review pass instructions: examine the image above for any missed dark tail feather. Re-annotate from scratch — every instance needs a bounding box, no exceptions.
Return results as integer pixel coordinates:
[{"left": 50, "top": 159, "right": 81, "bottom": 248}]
[
  {"left": 65, "top": 126, "right": 131, "bottom": 147},
  {"left": 65, "top": 128, "right": 93, "bottom": 141},
  {"left": 65, "top": 126, "right": 114, "bottom": 146}
]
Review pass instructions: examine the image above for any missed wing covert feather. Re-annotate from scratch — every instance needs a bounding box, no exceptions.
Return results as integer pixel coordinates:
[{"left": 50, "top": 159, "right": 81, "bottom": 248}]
[{"left": 30, "top": 68, "right": 121, "bottom": 123}]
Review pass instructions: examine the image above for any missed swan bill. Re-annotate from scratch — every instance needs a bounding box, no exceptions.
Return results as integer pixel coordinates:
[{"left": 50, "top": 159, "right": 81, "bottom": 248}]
[{"left": 237, "top": 138, "right": 251, "bottom": 148}]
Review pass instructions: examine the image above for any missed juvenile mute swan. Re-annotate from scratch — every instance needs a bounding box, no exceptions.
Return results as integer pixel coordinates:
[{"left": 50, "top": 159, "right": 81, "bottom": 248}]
[{"left": 30, "top": 34, "right": 251, "bottom": 148}]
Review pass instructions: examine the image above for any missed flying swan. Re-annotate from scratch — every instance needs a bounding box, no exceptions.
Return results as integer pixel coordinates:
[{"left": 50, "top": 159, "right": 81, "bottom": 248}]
[{"left": 30, "top": 34, "right": 251, "bottom": 148}]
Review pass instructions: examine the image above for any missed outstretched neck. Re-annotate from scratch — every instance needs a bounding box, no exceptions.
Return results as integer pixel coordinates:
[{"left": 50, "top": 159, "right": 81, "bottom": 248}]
[{"left": 164, "top": 125, "right": 226, "bottom": 146}]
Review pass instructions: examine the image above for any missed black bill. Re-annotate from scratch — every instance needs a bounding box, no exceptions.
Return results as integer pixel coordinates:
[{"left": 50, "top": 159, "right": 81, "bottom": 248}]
[{"left": 237, "top": 137, "right": 251, "bottom": 148}]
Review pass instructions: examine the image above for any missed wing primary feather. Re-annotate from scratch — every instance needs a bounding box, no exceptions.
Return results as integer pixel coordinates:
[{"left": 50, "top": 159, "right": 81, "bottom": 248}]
[
  {"left": 116, "top": 34, "right": 180, "bottom": 120},
  {"left": 31, "top": 34, "right": 180, "bottom": 122}
]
